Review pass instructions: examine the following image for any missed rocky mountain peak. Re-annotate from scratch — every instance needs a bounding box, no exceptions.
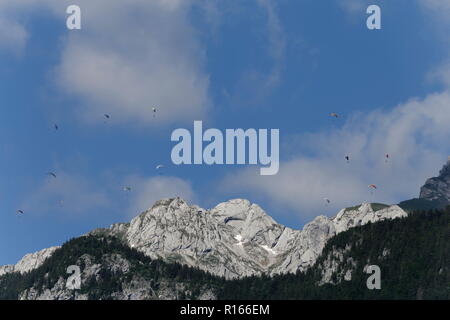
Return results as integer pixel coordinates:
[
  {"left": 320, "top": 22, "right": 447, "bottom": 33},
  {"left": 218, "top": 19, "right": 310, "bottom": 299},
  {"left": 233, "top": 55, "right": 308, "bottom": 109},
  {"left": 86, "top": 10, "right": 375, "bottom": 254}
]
[
  {"left": 439, "top": 157, "right": 450, "bottom": 175},
  {"left": 211, "top": 199, "right": 278, "bottom": 233},
  {"left": 419, "top": 160, "right": 450, "bottom": 204},
  {"left": 0, "top": 246, "right": 60, "bottom": 276},
  {"left": 149, "top": 197, "right": 192, "bottom": 213},
  {"left": 1, "top": 198, "right": 408, "bottom": 280}
]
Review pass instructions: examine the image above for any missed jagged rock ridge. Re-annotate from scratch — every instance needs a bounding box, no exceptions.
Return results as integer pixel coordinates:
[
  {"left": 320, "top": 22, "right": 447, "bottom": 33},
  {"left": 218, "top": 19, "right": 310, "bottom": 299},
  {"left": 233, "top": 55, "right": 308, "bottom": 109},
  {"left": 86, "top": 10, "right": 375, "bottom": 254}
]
[
  {"left": 0, "top": 199, "right": 407, "bottom": 280},
  {"left": 420, "top": 159, "right": 450, "bottom": 204},
  {"left": 87, "top": 199, "right": 406, "bottom": 279},
  {"left": 1, "top": 199, "right": 407, "bottom": 280},
  {"left": 0, "top": 247, "right": 60, "bottom": 276}
]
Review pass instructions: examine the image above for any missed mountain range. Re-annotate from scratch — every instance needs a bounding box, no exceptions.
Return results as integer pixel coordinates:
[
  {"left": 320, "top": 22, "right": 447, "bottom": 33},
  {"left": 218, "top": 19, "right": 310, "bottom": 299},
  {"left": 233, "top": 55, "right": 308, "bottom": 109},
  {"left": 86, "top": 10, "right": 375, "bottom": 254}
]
[{"left": 1, "top": 160, "right": 449, "bottom": 299}]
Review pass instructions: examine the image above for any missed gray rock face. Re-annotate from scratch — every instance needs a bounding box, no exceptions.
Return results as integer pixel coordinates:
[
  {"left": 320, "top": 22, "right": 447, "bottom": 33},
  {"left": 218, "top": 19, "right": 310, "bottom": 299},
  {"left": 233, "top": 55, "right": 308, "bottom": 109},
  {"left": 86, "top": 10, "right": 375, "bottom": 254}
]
[
  {"left": 318, "top": 244, "right": 355, "bottom": 285},
  {"left": 0, "top": 265, "right": 15, "bottom": 276},
  {"left": 99, "top": 198, "right": 407, "bottom": 279},
  {"left": 269, "top": 203, "right": 406, "bottom": 275},
  {"left": 20, "top": 277, "right": 89, "bottom": 301},
  {"left": 420, "top": 160, "right": 450, "bottom": 204},
  {"left": 1, "top": 199, "right": 407, "bottom": 280},
  {"left": 19, "top": 252, "right": 216, "bottom": 300},
  {"left": 1, "top": 246, "right": 60, "bottom": 275},
  {"left": 122, "top": 198, "right": 290, "bottom": 278}
]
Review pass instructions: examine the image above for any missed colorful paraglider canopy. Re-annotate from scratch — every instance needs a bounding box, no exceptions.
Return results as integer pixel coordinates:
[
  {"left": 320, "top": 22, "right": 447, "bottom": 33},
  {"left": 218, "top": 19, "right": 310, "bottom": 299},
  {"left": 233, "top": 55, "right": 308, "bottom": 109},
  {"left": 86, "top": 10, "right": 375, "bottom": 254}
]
[
  {"left": 330, "top": 113, "right": 339, "bottom": 118},
  {"left": 368, "top": 184, "right": 377, "bottom": 189}
]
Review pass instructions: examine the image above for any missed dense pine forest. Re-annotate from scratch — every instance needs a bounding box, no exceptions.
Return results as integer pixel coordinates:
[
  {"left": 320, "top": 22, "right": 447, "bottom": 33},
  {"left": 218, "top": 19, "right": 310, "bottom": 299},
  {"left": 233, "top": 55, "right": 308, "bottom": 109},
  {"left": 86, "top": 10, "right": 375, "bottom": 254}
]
[
  {"left": 219, "top": 207, "right": 449, "bottom": 299},
  {"left": 0, "top": 236, "right": 221, "bottom": 300}
]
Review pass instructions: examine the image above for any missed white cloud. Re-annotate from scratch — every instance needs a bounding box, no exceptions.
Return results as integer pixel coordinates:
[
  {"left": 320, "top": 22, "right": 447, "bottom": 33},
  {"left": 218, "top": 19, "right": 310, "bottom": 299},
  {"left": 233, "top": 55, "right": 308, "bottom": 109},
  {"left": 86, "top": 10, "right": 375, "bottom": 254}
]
[
  {"left": 123, "top": 175, "right": 196, "bottom": 217},
  {"left": 55, "top": 0, "right": 210, "bottom": 127},
  {"left": 0, "top": 0, "right": 211, "bottom": 127},
  {"left": 0, "top": 0, "right": 286, "bottom": 117},
  {"left": 0, "top": 0, "right": 45, "bottom": 54},
  {"left": 428, "top": 62, "right": 450, "bottom": 88},
  {"left": 221, "top": 91, "right": 450, "bottom": 220},
  {"left": 338, "top": 0, "right": 369, "bottom": 15}
]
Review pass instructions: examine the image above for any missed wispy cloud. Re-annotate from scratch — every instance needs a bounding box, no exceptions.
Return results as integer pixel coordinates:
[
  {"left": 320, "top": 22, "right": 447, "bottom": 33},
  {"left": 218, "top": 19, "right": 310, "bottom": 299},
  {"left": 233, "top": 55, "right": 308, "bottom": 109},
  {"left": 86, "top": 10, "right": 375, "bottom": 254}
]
[
  {"left": 418, "top": 0, "right": 450, "bottom": 17},
  {"left": 419, "top": 0, "right": 450, "bottom": 89},
  {"left": 221, "top": 91, "right": 450, "bottom": 220},
  {"left": 220, "top": 0, "right": 450, "bottom": 221},
  {"left": 55, "top": 0, "right": 211, "bottom": 127},
  {"left": 228, "top": 0, "right": 286, "bottom": 105},
  {"left": 428, "top": 62, "right": 450, "bottom": 88},
  {"left": 338, "top": 0, "right": 369, "bottom": 15},
  {"left": 0, "top": 0, "right": 211, "bottom": 127},
  {"left": 256, "top": 0, "right": 285, "bottom": 89}
]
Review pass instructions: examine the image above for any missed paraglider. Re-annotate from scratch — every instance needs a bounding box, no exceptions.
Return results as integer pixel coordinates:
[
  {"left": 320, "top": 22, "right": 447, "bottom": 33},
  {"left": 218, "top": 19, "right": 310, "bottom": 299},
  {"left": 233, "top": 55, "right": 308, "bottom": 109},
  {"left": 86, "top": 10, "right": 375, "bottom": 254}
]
[
  {"left": 123, "top": 186, "right": 132, "bottom": 192},
  {"left": 152, "top": 107, "right": 157, "bottom": 118},
  {"left": 330, "top": 113, "right": 339, "bottom": 118},
  {"left": 54, "top": 124, "right": 59, "bottom": 131},
  {"left": 47, "top": 172, "right": 57, "bottom": 179},
  {"left": 324, "top": 198, "right": 331, "bottom": 205},
  {"left": 16, "top": 210, "right": 24, "bottom": 215},
  {"left": 156, "top": 164, "right": 164, "bottom": 170},
  {"left": 385, "top": 154, "right": 390, "bottom": 162},
  {"left": 368, "top": 184, "right": 377, "bottom": 196},
  {"left": 103, "top": 114, "right": 111, "bottom": 124},
  {"left": 345, "top": 155, "right": 350, "bottom": 163}
]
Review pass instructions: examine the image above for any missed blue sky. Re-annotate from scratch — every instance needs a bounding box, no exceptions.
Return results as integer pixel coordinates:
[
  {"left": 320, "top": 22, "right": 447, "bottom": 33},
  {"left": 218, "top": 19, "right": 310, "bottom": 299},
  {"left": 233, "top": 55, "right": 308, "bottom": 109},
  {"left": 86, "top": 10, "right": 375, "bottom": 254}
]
[{"left": 1, "top": 0, "right": 450, "bottom": 265}]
